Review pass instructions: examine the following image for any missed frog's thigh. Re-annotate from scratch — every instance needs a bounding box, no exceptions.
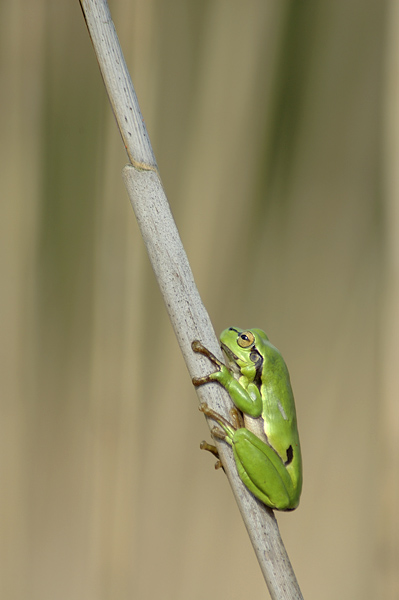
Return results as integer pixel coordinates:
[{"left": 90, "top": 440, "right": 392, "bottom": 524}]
[{"left": 232, "top": 428, "right": 292, "bottom": 509}]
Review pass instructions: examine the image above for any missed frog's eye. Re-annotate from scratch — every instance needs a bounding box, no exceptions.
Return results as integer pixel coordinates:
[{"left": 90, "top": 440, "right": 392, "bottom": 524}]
[{"left": 237, "top": 331, "right": 255, "bottom": 348}]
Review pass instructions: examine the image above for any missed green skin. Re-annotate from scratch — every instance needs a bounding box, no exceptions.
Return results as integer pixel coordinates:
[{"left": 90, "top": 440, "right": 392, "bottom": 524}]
[{"left": 192, "top": 327, "right": 302, "bottom": 511}]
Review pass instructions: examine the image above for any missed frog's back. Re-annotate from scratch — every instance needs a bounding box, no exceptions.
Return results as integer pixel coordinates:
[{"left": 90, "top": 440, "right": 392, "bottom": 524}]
[{"left": 260, "top": 340, "right": 301, "bottom": 468}]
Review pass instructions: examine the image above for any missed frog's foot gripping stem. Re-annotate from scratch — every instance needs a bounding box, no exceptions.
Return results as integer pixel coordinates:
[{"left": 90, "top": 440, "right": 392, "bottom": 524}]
[
  {"left": 230, "top": 406, "right": 244, "bottom": 429},
  {"left": 200, "top": 441, "right": 224, "bottom": 471},
  {"left": 199, "top": 403, "right": 234, "bottom": 470},
  {"left": 199, "top": 402, "right": 235, "bottom": 431},
  {"left": 200, "top": 440, "right": 219, "bottom": 458},
  {"left": 191, "top": 341, "right": 224, "bottom": 386},
  {"left": 199, "top": 402, "right": 245, "bottom": 431},
  {"left": 199, "top": 440, "right": 224, "bottom": 471}
]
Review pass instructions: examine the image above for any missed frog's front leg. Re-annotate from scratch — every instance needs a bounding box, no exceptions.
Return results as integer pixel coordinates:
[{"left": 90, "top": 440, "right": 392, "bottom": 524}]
[
  {"left": 191, "top": 340, "right": 225, "bottom": 386},
  {"left": 192, "top": 340, "right": 262, "bottom": 417}
]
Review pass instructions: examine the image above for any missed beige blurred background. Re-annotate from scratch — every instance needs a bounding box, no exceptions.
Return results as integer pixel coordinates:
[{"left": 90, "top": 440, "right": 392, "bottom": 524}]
[{"left": 1, "top": 1, "right": 398, "bottom": 598}]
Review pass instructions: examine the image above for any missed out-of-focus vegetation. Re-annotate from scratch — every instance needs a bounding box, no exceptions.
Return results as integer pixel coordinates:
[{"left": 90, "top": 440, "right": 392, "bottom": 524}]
[{"left": 1, "top": 1, "right": 397, "bottom": 599}]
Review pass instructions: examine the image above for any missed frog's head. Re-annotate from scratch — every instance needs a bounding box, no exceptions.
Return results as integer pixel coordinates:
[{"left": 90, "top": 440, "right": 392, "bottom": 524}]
[{"left": 219, "top": 327, "right": 269, "bottom": 381}]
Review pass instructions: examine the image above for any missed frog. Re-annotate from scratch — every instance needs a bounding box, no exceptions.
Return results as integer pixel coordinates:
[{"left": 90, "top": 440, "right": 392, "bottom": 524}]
[{"left": 192, "top": 327, "right": 302, "bottom": 510}]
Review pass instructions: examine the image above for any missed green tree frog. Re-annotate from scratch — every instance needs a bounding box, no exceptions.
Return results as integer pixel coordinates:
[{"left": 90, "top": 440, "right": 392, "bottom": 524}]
[{"left": 192, "top": 327, "right": 302, "bottom": 510}]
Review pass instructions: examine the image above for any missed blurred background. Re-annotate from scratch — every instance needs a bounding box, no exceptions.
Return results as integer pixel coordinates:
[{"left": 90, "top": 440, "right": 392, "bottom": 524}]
[{"left": 1, "top": 0, "right": 398, "bottom": 598}]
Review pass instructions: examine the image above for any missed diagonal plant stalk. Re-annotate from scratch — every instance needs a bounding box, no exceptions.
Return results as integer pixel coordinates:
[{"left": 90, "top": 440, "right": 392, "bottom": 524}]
[{"left": 79, "top": 1, "right": 304, "bottom": 598}]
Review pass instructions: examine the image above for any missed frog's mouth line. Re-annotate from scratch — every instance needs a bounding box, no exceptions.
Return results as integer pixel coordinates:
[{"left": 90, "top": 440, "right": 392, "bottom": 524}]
[{"left": 220, "top": 343, "right": 241, "bottom": 378}]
